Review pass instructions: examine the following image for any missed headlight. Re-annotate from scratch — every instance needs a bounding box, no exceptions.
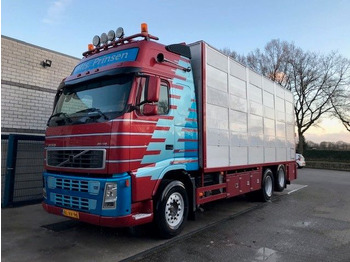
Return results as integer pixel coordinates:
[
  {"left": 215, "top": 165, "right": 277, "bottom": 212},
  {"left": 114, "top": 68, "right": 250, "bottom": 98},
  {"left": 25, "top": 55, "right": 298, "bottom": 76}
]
[{"left": 103, "top": 182, "right": 117, "bottom": 209}]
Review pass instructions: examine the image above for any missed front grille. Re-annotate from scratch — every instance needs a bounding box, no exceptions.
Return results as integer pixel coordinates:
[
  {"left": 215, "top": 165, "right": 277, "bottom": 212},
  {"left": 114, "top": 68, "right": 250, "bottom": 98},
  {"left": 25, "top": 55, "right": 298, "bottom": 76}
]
[
  {"left": 55, "top": 194, "right": 90, "bottom": 210},
  {"left": 47, "top": 149, "right": 105, "bottom": 169},
  {"left": 56, "top": 178, "right": 89, "bottom": 192}
]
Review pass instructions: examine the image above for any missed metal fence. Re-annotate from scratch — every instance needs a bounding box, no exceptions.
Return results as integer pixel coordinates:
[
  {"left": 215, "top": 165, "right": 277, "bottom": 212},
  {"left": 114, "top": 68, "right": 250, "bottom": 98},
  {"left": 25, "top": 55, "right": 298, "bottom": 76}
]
[{"left": 2, "top": 134, "right": 45, "bottom": 207}]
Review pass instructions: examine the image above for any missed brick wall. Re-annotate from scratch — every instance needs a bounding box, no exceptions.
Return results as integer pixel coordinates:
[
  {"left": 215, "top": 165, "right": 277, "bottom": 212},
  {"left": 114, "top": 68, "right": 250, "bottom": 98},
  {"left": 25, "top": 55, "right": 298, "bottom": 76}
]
[{"left": 1, "top": 36, "right": 80, "bottom": 134}]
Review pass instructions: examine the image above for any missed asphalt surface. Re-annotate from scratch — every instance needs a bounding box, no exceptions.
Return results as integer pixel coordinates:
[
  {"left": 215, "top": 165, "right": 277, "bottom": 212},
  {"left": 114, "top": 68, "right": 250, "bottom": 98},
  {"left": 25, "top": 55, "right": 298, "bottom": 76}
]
[
  {"left": 133, "top": 169, "right": 350, "bottom": 262},
  {"left": 2, "top": 168, "right": 350, "bottom": 262}
]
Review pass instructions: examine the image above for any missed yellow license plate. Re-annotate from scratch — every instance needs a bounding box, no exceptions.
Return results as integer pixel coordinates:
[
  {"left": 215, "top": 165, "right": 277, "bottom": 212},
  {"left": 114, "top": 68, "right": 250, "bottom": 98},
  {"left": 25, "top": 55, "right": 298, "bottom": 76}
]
[{"left": 62, "top": 209, "right": 79, "bottom": 219}]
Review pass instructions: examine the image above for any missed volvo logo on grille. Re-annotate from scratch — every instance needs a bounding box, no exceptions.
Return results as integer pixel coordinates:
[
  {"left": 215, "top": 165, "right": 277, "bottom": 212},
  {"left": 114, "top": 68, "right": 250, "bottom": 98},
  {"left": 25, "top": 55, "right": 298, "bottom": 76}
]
[{"left": 57, "top": 150, "right": 90, "bottom": 167}]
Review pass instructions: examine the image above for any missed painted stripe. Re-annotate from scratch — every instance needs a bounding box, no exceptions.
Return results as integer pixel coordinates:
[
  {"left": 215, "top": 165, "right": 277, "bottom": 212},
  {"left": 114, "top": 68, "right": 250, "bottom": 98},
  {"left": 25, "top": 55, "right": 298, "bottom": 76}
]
[
  {"left": 46, "top": 132, "right": 153, "bottom": 139},
  {"left": 171, "top": 159, "right": 198, "bottom": 165},
  {"left": 174, "top": 149, "right": 198, "bottom": 153},
  {"left": 144, "top": 150, "right": 161, "bottom": 155},
  {"left": 45, "top": 145, "right": 148, "bottom": 150},
  {"left": 171, "top": 84, "right": 184, "bottom": 90},
  {"left": 188, "top": 108, "right": 197, "bottom": 112},
  {"left": 107, "top": 159, "right": 142, "bottom": 163},
  {"left": 170, "top": 94, "right": 181, "bottom": 99},
  {"left": 288, "top": 185, "right": 308, "bottom": 195},
  {"left": 185, "top": 118, "right": 197, "bottom": 122},
  {"left": 170, "top": 105, "right": 178, "bottom": 110},
  {"left": 159, "top": 116, "right": 174, "bottom": 120},
  {"left": 178, "top": 138, "right": 198, "bottom": 142},
  {"left": 138, "top": 163, "right": 156, "bottom": 168},
  {"left": 182, "top": 128, "right": 198, "bottom": 132},
  {"left": 150, "top": 138, "right": 166, "bottom": 143},
  {"left": 112, "top": 119, "right": 158, "bottom": 124},
  {"left": 155, "top": 126, "right": 171, "bottom": 131}
]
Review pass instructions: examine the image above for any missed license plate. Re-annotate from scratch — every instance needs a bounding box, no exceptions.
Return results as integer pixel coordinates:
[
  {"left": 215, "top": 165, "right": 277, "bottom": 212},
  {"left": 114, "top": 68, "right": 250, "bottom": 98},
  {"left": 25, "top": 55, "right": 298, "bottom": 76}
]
[{"left": 62, "top": 209, "right": 79, "bottom": 219}]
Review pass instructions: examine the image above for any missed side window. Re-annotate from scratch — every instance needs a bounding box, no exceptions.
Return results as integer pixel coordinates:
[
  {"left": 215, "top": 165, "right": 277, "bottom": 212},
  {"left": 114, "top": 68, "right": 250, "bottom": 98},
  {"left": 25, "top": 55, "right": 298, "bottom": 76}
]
[
  {"left": 136, "top": 77, "right": 169, "bottom": 115},
  {"left": 158, "top": 83, "right": 169, "bottom": 115}
]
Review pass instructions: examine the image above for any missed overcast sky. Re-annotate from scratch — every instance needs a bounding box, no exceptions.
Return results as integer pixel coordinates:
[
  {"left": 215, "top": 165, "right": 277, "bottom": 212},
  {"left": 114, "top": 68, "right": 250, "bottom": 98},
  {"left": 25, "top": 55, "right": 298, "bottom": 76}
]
[{"left": 1, "top": 0, "right": 350, "bottom": 143}]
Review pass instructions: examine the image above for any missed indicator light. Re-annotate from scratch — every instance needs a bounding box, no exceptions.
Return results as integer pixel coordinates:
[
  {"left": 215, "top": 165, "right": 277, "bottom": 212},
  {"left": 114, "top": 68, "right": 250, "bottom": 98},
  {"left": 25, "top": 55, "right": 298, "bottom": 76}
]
[{"left": 141, "top": 23, "right": 148, "bottom": 33}]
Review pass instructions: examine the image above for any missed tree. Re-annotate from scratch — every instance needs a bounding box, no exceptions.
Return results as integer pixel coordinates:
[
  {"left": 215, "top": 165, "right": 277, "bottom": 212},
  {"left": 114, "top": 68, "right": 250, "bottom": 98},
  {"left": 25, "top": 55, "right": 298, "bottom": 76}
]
[
  {"left": 241, "top": 40, "right": 350, "bottom": 154},
  {"left": 221, "top": 47, "right": 247, "bottom": 65},
  {"left": 330, "top": 67, "right": 350, "bottom": 131}
]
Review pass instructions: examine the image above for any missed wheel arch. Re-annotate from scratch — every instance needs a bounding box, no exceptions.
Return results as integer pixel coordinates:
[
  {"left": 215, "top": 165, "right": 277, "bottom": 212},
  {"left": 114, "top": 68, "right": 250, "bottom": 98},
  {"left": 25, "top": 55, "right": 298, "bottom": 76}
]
[{"left": 152, "top": 168, "right": 196, "bottom": 218}]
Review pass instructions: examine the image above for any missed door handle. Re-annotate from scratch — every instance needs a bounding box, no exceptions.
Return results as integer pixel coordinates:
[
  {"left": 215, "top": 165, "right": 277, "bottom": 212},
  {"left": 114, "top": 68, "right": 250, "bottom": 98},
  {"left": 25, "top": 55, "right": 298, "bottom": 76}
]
[{"left": 165, "top": 144, "right": 174, "bottom": 150}]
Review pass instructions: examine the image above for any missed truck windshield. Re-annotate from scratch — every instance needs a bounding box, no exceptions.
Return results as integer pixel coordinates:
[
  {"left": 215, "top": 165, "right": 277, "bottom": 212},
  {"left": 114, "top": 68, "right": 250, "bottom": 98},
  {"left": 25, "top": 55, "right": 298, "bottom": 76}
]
[{"left": 48, "top": 74, "right": 133, "bottom": 127}]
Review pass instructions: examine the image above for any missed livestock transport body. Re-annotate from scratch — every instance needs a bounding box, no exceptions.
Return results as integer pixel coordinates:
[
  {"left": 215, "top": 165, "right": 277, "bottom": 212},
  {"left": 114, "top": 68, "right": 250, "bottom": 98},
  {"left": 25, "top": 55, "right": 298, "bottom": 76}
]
[{"left": 42, "top": 24, "right": 296, "bottom": 238}]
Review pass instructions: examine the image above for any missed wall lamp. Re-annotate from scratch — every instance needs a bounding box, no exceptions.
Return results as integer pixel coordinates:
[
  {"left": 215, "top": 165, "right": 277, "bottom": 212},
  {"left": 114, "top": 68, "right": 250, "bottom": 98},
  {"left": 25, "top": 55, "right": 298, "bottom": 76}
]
[{"left": 41, "top": 59, "right": 52, "bottom": 68}]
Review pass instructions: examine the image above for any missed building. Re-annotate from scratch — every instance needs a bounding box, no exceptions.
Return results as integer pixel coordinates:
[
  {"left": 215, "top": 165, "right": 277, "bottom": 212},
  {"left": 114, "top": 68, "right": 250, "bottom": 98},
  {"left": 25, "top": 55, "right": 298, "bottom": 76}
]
[
  {"left": 1, "top": 36, "right": 80, "bottom": 135},
  {"left": 1, "top": 36, "right": 80, "bottom": 205}
]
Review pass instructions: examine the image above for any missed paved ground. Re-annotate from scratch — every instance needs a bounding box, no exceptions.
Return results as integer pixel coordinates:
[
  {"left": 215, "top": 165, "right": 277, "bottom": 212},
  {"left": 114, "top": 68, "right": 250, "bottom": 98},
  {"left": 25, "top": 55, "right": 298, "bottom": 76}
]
[
  {"left": 2, "top": 169, "right": 350, "bottom": 261},
  {"left": 132, "top": 169, "right": 350, "bottom": 262}
]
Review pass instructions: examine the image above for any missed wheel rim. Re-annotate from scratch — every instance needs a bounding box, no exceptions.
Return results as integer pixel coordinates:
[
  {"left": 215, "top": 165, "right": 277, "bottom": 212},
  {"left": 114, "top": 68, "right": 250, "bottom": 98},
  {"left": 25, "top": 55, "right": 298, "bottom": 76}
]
[
  {"left": 278, "top": 168, "right": 285, "bottom": 188},
  {"left": 265, "top": 175, "right": 273, "bottom": 197},
  {"left": 165, "top": 192, "right": 184, "bottom": 229}
]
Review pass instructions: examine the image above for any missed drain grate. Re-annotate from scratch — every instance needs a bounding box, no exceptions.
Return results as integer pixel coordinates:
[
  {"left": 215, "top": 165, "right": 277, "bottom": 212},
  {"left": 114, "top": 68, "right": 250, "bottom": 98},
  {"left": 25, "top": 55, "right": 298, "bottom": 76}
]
[{"left": 41, "top": 220, "right": 79, "bottom": 232}]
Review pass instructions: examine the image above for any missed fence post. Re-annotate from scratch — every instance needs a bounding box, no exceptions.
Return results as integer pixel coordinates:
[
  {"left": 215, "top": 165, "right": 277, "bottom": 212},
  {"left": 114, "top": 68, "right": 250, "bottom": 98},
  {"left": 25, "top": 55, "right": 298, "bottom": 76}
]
[{"left": 3, "top": 134, "right": 18, "bottom": 207}]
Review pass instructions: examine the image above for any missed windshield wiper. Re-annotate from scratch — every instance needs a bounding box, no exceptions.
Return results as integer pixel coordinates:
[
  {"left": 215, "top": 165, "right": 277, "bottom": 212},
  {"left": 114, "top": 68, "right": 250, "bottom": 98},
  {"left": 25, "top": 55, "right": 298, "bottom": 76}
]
[
  {"left": 47, "top": 112, "right": 72, "bottom": 126},
  {"left": 76, "top": 108, "right": 109, "bottom": 120}
]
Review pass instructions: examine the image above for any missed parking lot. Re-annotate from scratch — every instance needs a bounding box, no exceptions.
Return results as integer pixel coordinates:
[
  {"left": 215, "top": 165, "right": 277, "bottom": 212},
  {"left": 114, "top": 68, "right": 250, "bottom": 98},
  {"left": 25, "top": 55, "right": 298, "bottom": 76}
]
[{"left": 2, "top": 168, "right": 350, "bottom": 262}]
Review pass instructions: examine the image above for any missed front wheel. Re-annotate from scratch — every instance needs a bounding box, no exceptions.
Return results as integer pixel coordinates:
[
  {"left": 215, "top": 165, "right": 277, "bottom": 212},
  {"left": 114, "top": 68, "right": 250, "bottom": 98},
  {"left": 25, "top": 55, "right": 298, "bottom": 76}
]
[{"left": 154, "top": 180, "right": 188, "bottom": 238}]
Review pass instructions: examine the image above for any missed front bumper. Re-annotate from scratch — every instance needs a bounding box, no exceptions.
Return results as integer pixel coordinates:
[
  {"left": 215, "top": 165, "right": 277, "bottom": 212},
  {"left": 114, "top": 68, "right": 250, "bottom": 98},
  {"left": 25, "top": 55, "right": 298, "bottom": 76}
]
[
  {"left": 43, "top": 172, "right": 154, "bottom": 227},
  {"left": 42, "top": 202, "right": 153, "bottom": 227}
]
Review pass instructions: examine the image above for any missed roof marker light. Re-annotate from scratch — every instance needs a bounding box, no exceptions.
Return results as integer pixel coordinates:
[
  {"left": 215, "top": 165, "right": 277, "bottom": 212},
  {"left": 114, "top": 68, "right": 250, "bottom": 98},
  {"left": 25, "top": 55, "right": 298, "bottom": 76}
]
[
  {"left": 88, "top": 44, "right": 94, "bottom": 51},
  {"left": 92, "top": 35, "right": 100, "bottom": 47},
  {"left": 116, "top": 27, "right": 124, "bottom": 39}
]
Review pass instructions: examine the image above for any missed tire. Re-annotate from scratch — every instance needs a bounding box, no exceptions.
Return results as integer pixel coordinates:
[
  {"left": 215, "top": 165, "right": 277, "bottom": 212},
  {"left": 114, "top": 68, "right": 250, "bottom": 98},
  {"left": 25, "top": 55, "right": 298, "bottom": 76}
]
[
  {"left": 275, "top": 165, "right": 286, "bottom": 192},
  {"left": 154, "top": 180, "right": 188, "bottom": 238},
  {"left": 259, "top": 169, "right": 274, "bottom": 202}
]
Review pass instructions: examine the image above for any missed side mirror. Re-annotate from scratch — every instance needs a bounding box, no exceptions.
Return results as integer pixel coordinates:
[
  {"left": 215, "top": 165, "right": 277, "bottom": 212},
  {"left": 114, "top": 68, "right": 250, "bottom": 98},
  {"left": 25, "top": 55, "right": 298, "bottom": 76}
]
[
  {"left": 147, "top": 76, "right": 160, "bottom": 103},
  {"left": 143, "top": 104, "right": 158, "bottom": 116}
]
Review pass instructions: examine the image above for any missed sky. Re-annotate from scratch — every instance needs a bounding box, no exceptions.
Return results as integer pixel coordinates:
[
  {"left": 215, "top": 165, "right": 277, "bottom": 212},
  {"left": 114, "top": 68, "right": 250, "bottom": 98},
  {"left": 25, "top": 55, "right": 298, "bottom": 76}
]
[{"left": 1, "top": 0, "right": 350, "bottom": 143}]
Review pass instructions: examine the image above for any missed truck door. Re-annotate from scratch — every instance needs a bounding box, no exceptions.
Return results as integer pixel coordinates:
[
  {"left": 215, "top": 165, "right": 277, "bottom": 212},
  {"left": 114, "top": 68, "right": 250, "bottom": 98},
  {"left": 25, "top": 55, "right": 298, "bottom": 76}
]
[{"left": 133, "top": 76, "right": 174, "bottom": 173}]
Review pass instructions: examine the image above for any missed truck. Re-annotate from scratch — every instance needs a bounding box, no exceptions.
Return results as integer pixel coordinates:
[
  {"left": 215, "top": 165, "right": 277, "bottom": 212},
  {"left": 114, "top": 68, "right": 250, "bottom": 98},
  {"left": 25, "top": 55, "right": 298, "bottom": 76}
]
[{"left": 42, "top": 24, "right": 296, "bottom": 238}]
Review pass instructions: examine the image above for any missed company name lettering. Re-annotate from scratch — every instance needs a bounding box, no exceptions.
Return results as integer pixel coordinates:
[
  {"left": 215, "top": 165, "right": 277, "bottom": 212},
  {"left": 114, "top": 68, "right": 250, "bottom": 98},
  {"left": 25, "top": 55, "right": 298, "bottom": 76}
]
[{"left": 73, "top": 48, "right": 139, "bottom": 75}]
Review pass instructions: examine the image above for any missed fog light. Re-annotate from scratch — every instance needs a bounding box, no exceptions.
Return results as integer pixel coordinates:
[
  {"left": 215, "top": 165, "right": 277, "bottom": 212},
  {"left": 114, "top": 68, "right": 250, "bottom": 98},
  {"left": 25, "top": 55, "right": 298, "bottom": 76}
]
[{"left": 103, "top": 182, "right": 117, "bottom": 209}]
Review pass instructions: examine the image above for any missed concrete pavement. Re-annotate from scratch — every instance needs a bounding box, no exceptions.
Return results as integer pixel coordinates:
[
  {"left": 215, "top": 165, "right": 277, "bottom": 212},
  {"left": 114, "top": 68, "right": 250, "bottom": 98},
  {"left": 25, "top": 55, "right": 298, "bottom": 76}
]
[{"left": 2, "top": 169, "right": 338, "bottom": 262}]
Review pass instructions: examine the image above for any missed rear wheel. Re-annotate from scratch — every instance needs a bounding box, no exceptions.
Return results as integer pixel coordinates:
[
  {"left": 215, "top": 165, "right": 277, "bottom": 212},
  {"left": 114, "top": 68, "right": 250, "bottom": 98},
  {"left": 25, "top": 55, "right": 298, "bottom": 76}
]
[
  {"left": 154, "top": 180, "right": 188, "bottom": 238},
  {"left": 259, "top": 169, "right": 274, "bottom": 202},
  {"left": 275, "top": 165, "right": 286, "bottom": 192}
]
